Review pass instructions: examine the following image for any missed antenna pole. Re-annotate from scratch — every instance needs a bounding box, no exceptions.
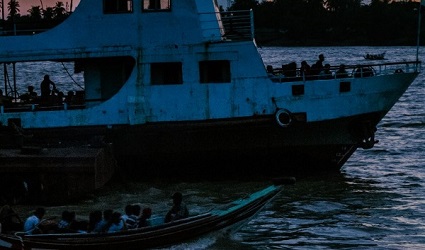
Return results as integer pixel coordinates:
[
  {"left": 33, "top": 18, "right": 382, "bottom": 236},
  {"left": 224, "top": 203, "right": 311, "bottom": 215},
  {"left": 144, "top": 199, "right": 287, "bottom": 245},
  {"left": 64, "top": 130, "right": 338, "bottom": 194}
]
[{"left": 416, "top": 0, "right": 423, "bottom": 62}]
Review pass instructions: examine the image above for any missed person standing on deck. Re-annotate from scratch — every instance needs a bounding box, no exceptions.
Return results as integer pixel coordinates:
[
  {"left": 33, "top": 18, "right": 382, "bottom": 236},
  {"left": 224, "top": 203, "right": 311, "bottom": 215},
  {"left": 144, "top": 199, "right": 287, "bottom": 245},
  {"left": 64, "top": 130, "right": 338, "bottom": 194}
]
[{"left": 40, "top": 74, "right": 56, "bottom": 105}]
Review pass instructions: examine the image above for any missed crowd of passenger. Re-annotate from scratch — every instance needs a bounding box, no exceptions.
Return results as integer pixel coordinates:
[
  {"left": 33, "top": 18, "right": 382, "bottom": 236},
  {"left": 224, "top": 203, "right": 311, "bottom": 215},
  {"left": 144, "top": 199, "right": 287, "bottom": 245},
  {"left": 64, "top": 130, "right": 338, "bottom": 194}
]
[
  {"left": 267, "top": 53, "right": 349, "bottom": 80},
  {"left": 0, "top": 191, "right": 189, "bottom": 235},
  {"left": 0, "top": 74, "right": 81, "bottom": 107}
]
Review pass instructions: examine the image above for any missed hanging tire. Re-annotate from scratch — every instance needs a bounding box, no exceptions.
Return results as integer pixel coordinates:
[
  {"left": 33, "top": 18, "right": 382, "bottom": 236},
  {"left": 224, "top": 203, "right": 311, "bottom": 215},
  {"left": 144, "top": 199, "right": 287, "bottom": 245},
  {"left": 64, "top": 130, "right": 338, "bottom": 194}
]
[{"left": 275, "top": 109, "right": 292, "bottom": 127}]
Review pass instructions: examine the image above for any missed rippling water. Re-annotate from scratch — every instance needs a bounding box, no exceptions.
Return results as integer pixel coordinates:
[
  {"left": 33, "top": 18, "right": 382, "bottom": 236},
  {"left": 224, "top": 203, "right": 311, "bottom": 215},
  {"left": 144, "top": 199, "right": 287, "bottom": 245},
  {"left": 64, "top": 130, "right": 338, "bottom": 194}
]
[{"left": 4, "top": 46, "right": 425, "bottom": 249}]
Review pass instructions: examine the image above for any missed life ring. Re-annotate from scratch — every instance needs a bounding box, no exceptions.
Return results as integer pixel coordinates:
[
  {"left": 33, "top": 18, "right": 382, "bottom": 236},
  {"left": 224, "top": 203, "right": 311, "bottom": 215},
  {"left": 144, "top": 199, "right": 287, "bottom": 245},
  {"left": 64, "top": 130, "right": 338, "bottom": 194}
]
[{"left": 275, "top": 109, "right": 292, "bottom": 127}]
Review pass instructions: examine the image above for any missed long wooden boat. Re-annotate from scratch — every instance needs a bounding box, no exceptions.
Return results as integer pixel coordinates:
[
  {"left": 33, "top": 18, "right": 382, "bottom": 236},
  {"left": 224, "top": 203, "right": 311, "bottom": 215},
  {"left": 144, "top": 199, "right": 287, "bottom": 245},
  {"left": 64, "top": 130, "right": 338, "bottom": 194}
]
[
  {"left": 0, "top": 1, "right": 420, "bottom": 178},
  {"left": 0, "top": 182, "right": 286, "bottom": 249}
]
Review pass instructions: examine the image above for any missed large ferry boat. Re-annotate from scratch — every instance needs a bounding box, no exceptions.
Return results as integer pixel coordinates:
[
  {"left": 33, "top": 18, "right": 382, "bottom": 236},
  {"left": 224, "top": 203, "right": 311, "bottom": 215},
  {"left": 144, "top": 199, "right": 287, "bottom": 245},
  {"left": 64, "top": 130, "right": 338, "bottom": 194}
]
[{"left": 0, "top": 1, "right": 420, "bottom": 177}]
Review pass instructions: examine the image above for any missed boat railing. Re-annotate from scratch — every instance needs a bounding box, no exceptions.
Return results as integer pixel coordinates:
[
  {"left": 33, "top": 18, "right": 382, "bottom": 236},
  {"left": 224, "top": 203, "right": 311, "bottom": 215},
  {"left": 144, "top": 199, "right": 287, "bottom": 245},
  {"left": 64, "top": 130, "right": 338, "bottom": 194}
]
[
  {"left": 199, "top": 10, "right": 254, "bottom": 42},
  {"left": 267, "top": 61, "right": 421, "bottom": 83},
  {"left": 0, "top": 103, "right": 86, "bottom": 114}
]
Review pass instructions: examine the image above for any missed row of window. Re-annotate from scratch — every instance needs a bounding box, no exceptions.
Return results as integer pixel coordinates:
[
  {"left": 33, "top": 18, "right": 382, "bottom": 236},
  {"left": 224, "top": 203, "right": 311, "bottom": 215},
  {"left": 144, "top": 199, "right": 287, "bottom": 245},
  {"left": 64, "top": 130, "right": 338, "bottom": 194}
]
[
  {"left": 104, "top": 0, "right": 171, "bottom": 13},
  {"left": 151, "top": 61, "right": 231, "bottom": 85}
]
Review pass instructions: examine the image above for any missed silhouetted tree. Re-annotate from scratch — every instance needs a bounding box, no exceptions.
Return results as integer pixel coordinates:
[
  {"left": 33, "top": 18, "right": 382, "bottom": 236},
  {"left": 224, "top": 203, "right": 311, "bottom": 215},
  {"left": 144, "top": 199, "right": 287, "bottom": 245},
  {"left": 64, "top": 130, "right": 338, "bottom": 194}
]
[
  {"left": 53, "top": 1, "right": 67, "bottom": 20},
  {"left": 230, "top": 0, "right": 422, "bottom": 46},
  {"left": 28, "top": 6, "right": 42, "bottom": 21},
  {"left": 43, "top": 7, "right": 54, "bottom": 20},
  {"left": 7, "top": 0, "right": 20, "bottom": 21}
]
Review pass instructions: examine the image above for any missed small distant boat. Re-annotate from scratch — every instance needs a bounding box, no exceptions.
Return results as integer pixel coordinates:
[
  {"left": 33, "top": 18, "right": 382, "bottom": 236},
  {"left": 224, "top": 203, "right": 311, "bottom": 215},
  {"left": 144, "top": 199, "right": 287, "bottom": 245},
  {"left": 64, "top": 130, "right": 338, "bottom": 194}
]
[
  {"left": 364, "top": 52, "right": 386, "bottom": 60},
  {"left": 0, "top": 181, "right": 288, "bottom": 250}
]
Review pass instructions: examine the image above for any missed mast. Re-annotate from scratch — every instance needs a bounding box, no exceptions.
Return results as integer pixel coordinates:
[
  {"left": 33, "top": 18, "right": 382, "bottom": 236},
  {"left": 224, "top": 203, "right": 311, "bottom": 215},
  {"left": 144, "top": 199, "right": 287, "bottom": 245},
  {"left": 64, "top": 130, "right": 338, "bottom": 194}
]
[{"left": 417, "top": 0, "right": 423, "bottom": 62}]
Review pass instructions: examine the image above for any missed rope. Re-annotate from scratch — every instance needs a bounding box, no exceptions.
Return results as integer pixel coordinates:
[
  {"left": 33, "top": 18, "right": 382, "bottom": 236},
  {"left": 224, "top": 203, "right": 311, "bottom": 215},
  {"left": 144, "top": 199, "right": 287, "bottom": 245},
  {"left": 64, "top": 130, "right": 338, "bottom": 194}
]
[
  {"left": 3, "top": 64, "right": 19, "bottom": 97},
  {"left": 61, "top": 62, "right": 84, "bottom": 90}
]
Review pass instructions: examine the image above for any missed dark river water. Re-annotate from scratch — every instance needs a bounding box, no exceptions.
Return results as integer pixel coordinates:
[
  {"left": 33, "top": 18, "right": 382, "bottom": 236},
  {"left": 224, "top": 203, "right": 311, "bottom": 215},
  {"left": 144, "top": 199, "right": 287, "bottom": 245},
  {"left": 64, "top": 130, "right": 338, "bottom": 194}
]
[{"left": 3, "top": 46, "right": 425, "bottom": 249}]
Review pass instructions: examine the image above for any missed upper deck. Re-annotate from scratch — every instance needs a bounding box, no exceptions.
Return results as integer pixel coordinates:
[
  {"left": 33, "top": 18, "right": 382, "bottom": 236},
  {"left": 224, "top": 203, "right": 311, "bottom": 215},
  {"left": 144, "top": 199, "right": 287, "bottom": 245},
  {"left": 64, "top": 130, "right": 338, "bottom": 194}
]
[{"left": 0, "top": 0, "right": 254, "bottom": 63}]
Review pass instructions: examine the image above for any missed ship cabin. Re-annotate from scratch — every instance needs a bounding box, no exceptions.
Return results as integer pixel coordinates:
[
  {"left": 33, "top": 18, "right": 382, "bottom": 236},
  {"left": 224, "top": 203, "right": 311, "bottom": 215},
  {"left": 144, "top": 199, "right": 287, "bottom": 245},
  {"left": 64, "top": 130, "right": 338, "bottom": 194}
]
[
  {"left": 0, "top": 0, "right": 420, "bottom": 129},
  {"left": 0, "top": 0, "right": 256, "bottom": 115}
]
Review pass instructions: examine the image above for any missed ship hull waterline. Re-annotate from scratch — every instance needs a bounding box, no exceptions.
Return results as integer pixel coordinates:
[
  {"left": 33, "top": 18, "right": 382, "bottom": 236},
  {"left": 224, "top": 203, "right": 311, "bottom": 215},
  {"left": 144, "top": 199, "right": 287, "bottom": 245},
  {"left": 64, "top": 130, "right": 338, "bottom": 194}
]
[{"left": 12, "top": 111, "right": 384, "bottom": 179}]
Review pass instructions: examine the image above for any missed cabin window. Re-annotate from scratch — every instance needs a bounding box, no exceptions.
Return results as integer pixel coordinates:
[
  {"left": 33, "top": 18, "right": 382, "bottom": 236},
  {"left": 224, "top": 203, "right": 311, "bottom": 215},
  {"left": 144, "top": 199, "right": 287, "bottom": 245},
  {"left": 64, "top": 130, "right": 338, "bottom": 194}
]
[
  {"left": 292, "top": 85, "right": 304, "bottom": 96},
  {"left": 340, "top": 81, "right": 351, "bottom": 93},
  {"left": 151, "top": 62, "right": 183, "bottom": 85},
  {"left": 104, "top": 0, "right": 133, "bottom": 14},
  {"left": 199, "top": 60, "right": 231, "bottom": 83},
  {"left": 142, "top": 0, "right": 171, "bottom": 11}
]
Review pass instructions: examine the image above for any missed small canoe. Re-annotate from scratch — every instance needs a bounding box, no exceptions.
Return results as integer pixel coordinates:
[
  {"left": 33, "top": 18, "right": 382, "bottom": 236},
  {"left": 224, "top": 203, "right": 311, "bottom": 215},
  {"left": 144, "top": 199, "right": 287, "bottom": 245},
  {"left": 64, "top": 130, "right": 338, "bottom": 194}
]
[
  {"left": 0, "top": 181, "right": 289, "bottom": 249},
  {"left": 364, "top": 52, "right": 385, "bottom": 60}
]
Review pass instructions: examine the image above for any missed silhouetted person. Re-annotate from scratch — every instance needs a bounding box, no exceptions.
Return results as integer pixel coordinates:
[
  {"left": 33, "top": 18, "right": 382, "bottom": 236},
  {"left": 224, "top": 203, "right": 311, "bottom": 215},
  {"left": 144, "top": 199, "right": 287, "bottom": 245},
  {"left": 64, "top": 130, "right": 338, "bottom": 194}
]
[
  {"left": 19, "top": 86, "right": 38, "bottom": 103},
  {"left": 336, "top": 64, "right": 349, "bottom": 78},
  {"left": 93, "top": 209, "right": 113, "bottom": 233},
  {"left": 55, "top": 91, "right": 65, "bottom": 105},
  {"left": 121, "top": 204, "right": 132, "bottom": 225},
  {"left": 165, "top": 192, "right": 189, "bottom": 223},
  {"left": 0, "top": 205, "right": 22, "bottom": 233},
  {"left": 40, "top": 74, "right": 56, "bottom": 105},
  {"left": 65, "top": 91, "right": 75, "bottom": 105},
  {"left": 282, "top": 62, "right": 297, "bottom": 77},
  {"left": 138, "top": 208, "right": 152, "bottom": 228},
  {"left": 57, "top": 210, "right": 72, "bottom": 232},
  {"left": 121, "top": 204, "right": 139, "bottom": 229},
  {"left": 311, "top": 54, "right": 325, "bottom": 77},
  {"left": 0, "top": 89, "right": 11, "bottom": 106},
  {"left": 88, "top": 210, "right": 102, "bottom": 233},
  {"left": 316, "top": 54, "right": 325, "bottom": 69},
  {"left": 266, "top": 65, "right": 274, "bottom": 75},
  {"left": 23, "top": 207, "right": 45, "bottom": 234},
  {"left": 127, "top": 204, "right": 141, "bottom": 229},
  {"left": 300, "top": 61, "right": 311, "bottom": 78},
  {"left": 319, "top": 64, "right": 333, "bottom": 79},
  {"left": 108, "top": 212, "right": 125, "bottom": 233}
]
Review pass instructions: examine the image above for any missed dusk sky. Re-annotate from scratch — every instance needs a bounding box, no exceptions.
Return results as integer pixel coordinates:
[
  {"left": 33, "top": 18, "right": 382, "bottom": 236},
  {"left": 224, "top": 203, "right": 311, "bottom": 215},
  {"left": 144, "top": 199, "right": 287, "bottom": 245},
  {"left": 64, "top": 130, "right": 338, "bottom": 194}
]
[
  {"left": 17, "top": 1, "right": 229, "bottom": 14},
  {"left": 18, "top": 0, "right": 80, "bottom": 14}
]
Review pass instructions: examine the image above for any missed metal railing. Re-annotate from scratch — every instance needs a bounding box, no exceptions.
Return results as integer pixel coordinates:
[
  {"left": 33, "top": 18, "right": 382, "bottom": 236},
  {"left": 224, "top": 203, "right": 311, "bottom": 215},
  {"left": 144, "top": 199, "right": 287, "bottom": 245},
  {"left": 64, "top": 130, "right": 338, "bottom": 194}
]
[
  {"left": 220, "top": 10, "right": 254, "bottom": 41},
  {"left": 267, "top": 61, "right": 421, "bottom": 83},
  {"left": 199, "top": 9, "right": 254, "bottom": 42}
]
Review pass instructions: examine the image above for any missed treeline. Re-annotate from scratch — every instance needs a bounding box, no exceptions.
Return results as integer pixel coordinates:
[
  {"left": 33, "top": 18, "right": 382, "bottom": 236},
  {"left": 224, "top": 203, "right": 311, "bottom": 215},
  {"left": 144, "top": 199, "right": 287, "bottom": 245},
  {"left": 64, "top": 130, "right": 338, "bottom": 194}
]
[
  {"left": 0, "top": 0, "right": 69, "bottom": 33},
  {"left": 228, "top": 0, "right": 424, "bottom": 46}
]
